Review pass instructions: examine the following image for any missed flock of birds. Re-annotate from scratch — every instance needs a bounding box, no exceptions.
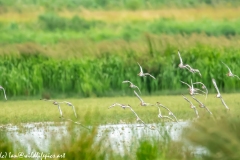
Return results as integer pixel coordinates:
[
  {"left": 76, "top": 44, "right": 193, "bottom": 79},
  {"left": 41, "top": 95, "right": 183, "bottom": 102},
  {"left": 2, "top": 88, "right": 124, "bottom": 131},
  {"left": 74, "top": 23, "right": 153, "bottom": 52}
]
[
  {"left": 108, "top": 50, "right": 239, "bottom": 127},
  {"left": 0, "top": 50, "right": 239, "bottom": 128}
]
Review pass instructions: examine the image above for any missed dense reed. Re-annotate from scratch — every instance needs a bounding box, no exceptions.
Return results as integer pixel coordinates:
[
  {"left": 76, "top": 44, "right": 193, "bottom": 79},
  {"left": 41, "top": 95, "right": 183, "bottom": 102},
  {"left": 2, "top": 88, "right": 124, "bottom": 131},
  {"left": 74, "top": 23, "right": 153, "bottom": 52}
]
[{"left": 0, "top": 38, "right": 240, "bottom": 97}]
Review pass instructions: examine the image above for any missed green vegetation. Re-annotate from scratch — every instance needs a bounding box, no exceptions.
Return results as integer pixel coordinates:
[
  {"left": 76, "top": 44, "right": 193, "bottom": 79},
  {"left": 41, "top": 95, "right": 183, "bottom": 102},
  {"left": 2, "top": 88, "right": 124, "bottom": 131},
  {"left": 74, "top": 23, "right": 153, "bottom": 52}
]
[{"left": 0, "top": 94, "right": 239, "bottom": 125}]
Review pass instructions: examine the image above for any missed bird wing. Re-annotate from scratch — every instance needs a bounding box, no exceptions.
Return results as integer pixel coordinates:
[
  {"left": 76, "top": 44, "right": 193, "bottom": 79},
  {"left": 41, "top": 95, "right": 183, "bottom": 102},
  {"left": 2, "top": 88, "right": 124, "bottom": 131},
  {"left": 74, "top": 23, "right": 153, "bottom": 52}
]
[
  {"left": 57, "top": 104, "right": 63, "bottom": 117},
  {"left": 234, "top": 74, "right": 240, "bottom": 80},
  {"left": 134, "top": 90, "right": 144, "bottom": 103},
  {"left": 70, "top": 104, "right": 78, "bottom": 118},
  {"left": 144, "top": 73, "right": 156, "bottom": 79},
  {"left": 193, "top": 107, "right": 199, "bottom": 118},
  {"left": 222, "top": 61, "right": 232, "bottom": 74},
  {"left": 135, "top": 86, "right": 141, "bottom": 94},
  {"left": 178, "top": 50, "right": 183, "bottom": 64},
  {"left": 191, "top": 96, "right": 202, "bottom": 106},
  {"left": 220, "top": 97, "right": 230, "bottom": 110},
  {"left": 182, "top": 95, "right": 193, "bottom": 105},
  {"left": 180, "top": 81, "right": 191, "bottom": 88},
  {"left": 137, "top": 62, "right": 143, "bottom": 73},
  {"left": 212, "top": 79, "right": 221, "bottom": 95},
  {"left": 205, "top": 107, "right": 212, "bottom": 115},
  {"left": 122, "top": 80, "right": 132, "bottom": 84},
  {"left": 1, "top": 88, "right": 7, "bottom": 100}
]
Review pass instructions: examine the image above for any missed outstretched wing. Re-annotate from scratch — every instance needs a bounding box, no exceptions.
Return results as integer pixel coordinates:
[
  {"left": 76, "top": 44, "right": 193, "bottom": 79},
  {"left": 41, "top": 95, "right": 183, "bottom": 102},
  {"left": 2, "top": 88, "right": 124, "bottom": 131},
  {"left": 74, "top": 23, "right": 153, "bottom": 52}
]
[
  {"left": 234, "top": 74, "right": 240, "bottom": 80},
  {"left": 134, "top": 90, "right": 144, "bottom": 103},
  {"left": 221, "top": 61, "right": 232, "bottom": 74},
  {"left": 144, "top": 73, "right": 156, "bottom": 79},
  {"left": 180, "top": 81, "right": 191, "bottom": 88},
  {"left": 122, "top": 80, "right": 132, "bottom": 84},
  {"left": 212, "top": 79, "right": 221, "bottom": 95},
  {"left": 178, "top": 50, "right": 183, "bottom": 64},
  {"left": 137, "top": 62, "right": 143, "bottom": 73},
  {"left": 182, "top": 95, "right": 193, "bottom": 105},
  {"left": 220, "top": 97, "right": 230, "bottom": 110}
]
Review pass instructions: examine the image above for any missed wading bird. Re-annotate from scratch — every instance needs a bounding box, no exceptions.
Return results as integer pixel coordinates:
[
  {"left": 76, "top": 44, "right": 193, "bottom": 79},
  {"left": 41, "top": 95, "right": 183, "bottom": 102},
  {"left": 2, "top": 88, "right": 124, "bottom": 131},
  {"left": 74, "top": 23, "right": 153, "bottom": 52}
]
[
  {"left": 156, "top": 105, "right": 175, "bottom": 122},
  {"left": 193, "top": 82, "right": 208, "bottom": 100},
  {"left": 137, "top": 62, "right": 155, "bottom": 79},
  {"left": 191, "top": 96, "right": 212, "bottom": 115},
  {"left": 222, "top": 61, "right": 240, "bottom": 80},
  {"left": 182, "top": 95, "right": 199, "bottom": 118},
  {"left": 122, "top": 80, "right": 141, "bottom": 93},
  {"left": 41, "top": 99, "right": 64, "bottom": 118},
  {"left": 0, "top": 85, "right": 7, "bottom": 100},
  {"left": 156, "top": 102, "right": 178, "bottom": 122},
  {"left": 134, "top": 90, "right": 153, "bottom": 106},
  {"left": 212, "top": 79, "right": 230, "bottom": 110}
]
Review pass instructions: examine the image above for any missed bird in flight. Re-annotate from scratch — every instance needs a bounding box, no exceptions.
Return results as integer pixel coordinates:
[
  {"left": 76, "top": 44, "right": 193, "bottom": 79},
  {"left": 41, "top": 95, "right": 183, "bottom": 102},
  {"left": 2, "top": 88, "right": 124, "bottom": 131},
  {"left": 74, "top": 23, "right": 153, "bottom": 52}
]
[
  {"left": 182, "top": 95, "right": 199, "bottom": 118},
  {"left": 222, "top": 61, "right": 240, "bottom": 80},
  {"left": 134, "top": 90, "right": 153, "bottom": 106},
  {"left": 137, "top": 62, "right": 156, "bottom": 79},
  {"left": 212, "top": 79, "right": 230, "bottom": 110},
  {"left": 156, "top": 102, "right": 178, "bottom": 122},
  {"left": 0, "top": 85, "right": 7, "bottom": 100},
  {"left": 122, "top": 80, "right": 141, "bottom": 93}
]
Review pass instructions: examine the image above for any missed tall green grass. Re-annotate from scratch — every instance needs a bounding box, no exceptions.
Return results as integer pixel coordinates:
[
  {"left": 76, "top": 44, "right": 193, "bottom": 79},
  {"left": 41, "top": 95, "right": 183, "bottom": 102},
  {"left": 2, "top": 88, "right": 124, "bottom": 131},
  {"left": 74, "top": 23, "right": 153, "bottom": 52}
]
[{"left": 0, "top": 42, "right": 240, "bottom": 97}]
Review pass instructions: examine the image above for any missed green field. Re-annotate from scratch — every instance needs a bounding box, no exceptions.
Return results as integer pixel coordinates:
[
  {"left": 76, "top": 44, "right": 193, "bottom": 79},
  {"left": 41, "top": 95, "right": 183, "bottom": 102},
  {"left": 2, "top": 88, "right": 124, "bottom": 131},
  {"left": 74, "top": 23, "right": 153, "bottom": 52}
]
[{"left": 0, "top": 94, "right": 239, "bottom": 125}]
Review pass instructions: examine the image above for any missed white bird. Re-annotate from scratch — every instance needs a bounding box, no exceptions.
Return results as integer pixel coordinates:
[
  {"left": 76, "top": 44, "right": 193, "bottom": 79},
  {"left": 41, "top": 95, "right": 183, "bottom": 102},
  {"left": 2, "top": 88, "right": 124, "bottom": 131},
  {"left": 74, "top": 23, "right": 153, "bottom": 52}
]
[
  {"left": 178, "top": 50, "right": 192, "bottom": 70},
  {"left": 181, "top": 80, "right": 205, "bottom": 96},
  {"left": 108, "top": 103, "right": 146, "bottom": 126},
  {"left": 191, "top": 96, "right": 212, "bottom": 115},
  {"left": 122, "top": 80, "right": 141, "bottom": 93},
  {"left": 41, "top": 99, "right": 64, "bottom": 118},
  {"left": 0, "top": 85, "right": 7, "bottom": 100},
  {"left": 137, "top": 62, "right": 156, "bottom": 79},
  {"left": 212, "top": 79, "right": 230, "bottom": 110},
  {"left": 182, "top": 95, "right": 199, "bottom": 118},
  {"left": 134, "top": 90, "right": 153, "bottom": 106},
  {"left": 156, "top": 105, "right": 175, "bottom": 122},
  {"left": 58, "top": 101, "right": 78, "bottom": 118},
  {"left": 193, "top": 82, "right": 208, "bottom": 100},
  {"left": 156, "top": 102, "right": 178, "bottom": 122},
  {"left": 222, "top": 61, "right": 240, "bottom": 80}
]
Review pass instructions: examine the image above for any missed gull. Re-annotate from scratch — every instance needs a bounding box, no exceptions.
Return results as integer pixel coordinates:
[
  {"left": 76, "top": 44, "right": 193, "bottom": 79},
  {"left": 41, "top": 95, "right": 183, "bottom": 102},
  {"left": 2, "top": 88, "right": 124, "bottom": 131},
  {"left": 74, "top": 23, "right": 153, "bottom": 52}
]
[
  {"left": 212, "top": 79, "right": 230, "bottom": 110},
  {"left": 178, "top": 50, "right": 192, "bottom": 70},
  {"left": 108, "top": 103, "right": 146, "bottom": 126},
  {"left": 58, "top": 101, "right": 78, "bottom": 118},
  {"left": 181, "top": 80, "right": 205, "bottom": 96},
  {"left": 134, "top": 90, "right": 153, "bottom": 106},
  {"left": 193, "top": 82, "right": 208, "bottom": 100},
  {"left": 41, "top": 99, "right": 63, "bottom": 118},
  {"left": 191, "top": 96, "right": 212, "bottom": 115},
  {"left": 0, "top": 85, "right": 7, "bottom": 100},
  {"left": 182, "top": 95, "right": 199, "bottom": 118},
  {"left": 122, "top": 80, "right": 141, "bottom": 93},
  {"left": 137, "top": 62, "right": 155, "bottom": 79},
  {"left": 156, "top": 105, "right": 175, "bottom": 122},
  {"left": 222, "top": 61, "right": 240, "bottom": 80},
  {"left": 156, "top": 102, "right": 178, "bottom": 122}
]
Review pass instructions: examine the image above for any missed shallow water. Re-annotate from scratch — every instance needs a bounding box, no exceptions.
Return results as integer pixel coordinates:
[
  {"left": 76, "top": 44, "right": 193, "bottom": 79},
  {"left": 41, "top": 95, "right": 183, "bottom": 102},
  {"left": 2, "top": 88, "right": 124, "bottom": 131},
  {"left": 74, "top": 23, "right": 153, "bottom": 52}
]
[{"left": 0, "top": 121, "right": 207, "bottom": 157}]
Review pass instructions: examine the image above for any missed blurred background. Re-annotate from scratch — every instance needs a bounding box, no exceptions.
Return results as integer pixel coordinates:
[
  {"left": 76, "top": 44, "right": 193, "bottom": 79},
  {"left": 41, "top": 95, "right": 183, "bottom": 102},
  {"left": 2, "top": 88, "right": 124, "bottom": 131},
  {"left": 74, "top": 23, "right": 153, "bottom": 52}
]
[{"left": 0, "top": 0, "right": 240, "bottom": 99}]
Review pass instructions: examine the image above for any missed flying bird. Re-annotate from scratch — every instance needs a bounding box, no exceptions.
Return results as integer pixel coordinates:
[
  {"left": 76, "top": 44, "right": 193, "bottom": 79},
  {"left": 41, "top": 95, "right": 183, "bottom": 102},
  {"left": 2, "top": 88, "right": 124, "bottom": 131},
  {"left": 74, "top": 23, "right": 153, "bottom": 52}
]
[
  {"left": 0, "top": 85, "right": 7, "bottom": 100},
  {"left": 122, "top": 80, "right": 141, "bottom": 93},
  {"left": 58, "top": 101, "right": 78, "bottom": 118},
  {"left": 137, "top": 62, "right": 156, "bottom": 79},
  {"left": 156, "top": 102, "right": 178, "bottom": 122},
  {"left": 181, "top": 80, "right": 205, "bottom": 96},
  {"left": 178, "top": 50, "right": 192, "bottom": 70},
  {"left": 156, "top": 105, "right": 175, "bottom": 122},
  {"left": 222, "top": 61, "right": 240, "bottom": 80},
  {"left": 134, "top": 90, "right": 153, "bottom": 106},
  {"left": 42, "top": 99, "right": 63, "bottom": 117},
  {"left": 212, "top": 79, "right": 230, "bottom": 110},
  {"left": 191, "top": 96, "right": 212, "bottom": 115},
  {"left": 193, "top": 82, "right": 208, "bottom": 100},
  {"left": 182, "top": 95, "right": 199, "bottom": 118}
]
